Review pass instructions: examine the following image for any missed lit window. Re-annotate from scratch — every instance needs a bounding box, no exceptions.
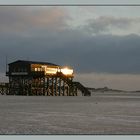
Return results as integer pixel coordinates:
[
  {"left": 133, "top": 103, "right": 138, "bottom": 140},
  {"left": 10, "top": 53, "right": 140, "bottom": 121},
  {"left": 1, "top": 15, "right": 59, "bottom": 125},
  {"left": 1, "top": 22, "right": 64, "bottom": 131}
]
[{"left": 61, "top": 67, "right": 73, "bottom": 75}]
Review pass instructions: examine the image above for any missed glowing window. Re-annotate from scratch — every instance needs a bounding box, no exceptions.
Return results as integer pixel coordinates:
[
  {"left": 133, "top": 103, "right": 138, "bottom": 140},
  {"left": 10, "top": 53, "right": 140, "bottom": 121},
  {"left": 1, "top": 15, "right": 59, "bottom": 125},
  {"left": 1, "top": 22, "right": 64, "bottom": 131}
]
[{"left": 61, "top": 67, "right": 73, "bottom": 75}]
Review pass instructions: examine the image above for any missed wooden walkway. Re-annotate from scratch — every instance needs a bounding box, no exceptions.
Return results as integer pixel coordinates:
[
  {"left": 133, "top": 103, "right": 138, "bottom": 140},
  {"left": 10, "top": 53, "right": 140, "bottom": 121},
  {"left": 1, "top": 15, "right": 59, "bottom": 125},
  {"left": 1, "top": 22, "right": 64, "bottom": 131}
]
[{"left": 0, "top": 83, "right": 9, "bottom": 95}]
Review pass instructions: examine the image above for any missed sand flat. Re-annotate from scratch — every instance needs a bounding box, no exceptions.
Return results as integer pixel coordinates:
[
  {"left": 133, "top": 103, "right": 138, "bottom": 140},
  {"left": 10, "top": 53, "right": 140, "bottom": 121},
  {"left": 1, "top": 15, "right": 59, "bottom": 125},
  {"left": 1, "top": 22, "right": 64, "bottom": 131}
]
[{"left": 0, "top": 92, "right": 140, "bottom": 134}]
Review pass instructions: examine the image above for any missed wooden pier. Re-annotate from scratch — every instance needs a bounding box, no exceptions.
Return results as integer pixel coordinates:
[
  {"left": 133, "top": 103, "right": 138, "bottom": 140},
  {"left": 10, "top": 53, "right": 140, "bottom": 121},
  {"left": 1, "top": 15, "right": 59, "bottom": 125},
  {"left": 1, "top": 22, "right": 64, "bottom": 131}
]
[
  {"left": 0, "top": 83, "right": 9, "bottom": 95},
  {"left": 0, "top": 60, "right": 91, "bottom": 96}
]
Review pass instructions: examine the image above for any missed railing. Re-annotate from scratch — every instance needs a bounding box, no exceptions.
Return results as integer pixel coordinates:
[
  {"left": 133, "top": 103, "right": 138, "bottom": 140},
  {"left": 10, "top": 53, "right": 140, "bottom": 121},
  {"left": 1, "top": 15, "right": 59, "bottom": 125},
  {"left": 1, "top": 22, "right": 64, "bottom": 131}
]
[
  {"left": 56, "top": 72, "right": 91, "bottom": 96},
  {"left": 73, "top": 82, "right": 91, "bottom": 96},
  {"left": 30, "top": 71, "right": 45, "bottom": 76},
  {"left": 0, "top": 82, "right": 9, "bottom": 86}
]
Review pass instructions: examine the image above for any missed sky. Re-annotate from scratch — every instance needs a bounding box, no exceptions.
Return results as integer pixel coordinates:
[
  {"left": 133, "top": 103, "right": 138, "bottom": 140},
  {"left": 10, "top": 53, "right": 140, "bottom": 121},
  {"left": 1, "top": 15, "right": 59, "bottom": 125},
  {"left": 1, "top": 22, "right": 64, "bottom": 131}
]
[
  {"left": 1, "top": 0, "right": 140, "bottom": 4},
  {"left": 1, "top": 5, "right": 140, "bottom": 90}
]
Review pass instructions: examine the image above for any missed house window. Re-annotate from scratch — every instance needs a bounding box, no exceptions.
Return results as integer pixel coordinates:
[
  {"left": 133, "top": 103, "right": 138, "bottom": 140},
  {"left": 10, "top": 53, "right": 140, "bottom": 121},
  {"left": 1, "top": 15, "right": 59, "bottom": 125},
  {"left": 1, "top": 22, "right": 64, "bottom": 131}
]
[{"left": 35, "top": 68, "right": 38, "bottom": 71}]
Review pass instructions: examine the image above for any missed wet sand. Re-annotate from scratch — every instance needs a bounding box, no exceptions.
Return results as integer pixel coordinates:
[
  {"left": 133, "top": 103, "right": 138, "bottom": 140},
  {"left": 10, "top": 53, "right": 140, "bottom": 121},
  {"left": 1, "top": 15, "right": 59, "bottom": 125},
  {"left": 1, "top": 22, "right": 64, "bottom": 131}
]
[{"left": 0, "top": 92, "right": 140, "bottom": 134}]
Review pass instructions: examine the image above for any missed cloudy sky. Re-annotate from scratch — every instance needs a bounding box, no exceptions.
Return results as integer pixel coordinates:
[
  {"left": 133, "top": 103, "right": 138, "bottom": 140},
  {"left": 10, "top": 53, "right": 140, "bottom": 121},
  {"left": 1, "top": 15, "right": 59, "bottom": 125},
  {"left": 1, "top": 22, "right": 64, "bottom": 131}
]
[{"left": 1, "top": 5, "right": 140, "bottom": 90}]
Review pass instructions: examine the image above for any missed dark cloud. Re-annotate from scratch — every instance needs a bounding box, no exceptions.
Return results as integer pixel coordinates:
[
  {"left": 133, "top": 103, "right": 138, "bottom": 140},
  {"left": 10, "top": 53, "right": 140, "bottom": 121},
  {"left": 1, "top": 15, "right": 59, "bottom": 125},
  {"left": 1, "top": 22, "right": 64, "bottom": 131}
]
[
  {"left": 0, "top": 7, "right": 140, "bottom": 75},
  {"left": 1, "top": 27, "right": 140, "bottom": 74},
  {"left": 85, "top": 16, "right": 140, "bottom": 34}
]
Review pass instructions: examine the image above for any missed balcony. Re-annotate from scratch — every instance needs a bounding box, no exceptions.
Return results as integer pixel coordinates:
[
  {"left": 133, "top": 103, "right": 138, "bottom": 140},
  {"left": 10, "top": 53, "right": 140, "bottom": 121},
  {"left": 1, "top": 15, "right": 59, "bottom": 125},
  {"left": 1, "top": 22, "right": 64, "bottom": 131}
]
[{"left": 31, "top": 71, "right": 45, "bottom": 77}]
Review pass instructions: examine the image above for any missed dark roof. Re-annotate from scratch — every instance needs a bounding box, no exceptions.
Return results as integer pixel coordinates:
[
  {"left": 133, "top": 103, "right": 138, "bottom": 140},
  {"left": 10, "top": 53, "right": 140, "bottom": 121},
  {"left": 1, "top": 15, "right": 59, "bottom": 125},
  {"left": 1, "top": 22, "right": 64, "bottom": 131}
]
[{"left": 8, "top": 60, "right": 59, "bottom": 66}]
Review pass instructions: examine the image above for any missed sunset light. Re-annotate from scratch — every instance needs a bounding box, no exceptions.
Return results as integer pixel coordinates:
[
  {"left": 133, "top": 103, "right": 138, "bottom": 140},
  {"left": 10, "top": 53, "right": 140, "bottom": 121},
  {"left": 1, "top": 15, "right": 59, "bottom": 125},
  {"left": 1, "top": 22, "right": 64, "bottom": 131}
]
[{"left": 61, "top": 67, "right": 73, "bottom": 75}]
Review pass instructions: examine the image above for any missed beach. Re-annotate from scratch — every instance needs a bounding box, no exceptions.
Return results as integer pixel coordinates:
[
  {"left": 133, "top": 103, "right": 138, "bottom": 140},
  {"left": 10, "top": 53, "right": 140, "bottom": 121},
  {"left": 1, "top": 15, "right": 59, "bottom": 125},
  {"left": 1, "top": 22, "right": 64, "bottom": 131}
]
[{"left": 0, "top": 92, "right": 140, "bottom": 134}]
